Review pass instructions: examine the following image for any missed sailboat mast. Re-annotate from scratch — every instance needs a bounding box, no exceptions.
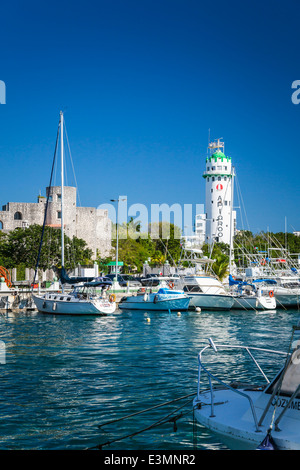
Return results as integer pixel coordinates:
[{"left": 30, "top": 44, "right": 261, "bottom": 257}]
[
  {"left": 60, "top": 111, "right": 64, "bottom": 270},
  {"left": 229, "top": 165, "right": 235, "bottom": 274}
]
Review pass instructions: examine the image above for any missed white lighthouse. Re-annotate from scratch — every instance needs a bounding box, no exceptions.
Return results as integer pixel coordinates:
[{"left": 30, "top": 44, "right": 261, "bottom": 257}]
[{"left": 203, "top": 138, "right": 236, "bottom": 246}]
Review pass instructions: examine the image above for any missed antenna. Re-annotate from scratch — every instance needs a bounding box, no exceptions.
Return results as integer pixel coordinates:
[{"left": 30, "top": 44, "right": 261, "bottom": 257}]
[{"left": 208, "top": 137, "right": 225, "bottom": 155}]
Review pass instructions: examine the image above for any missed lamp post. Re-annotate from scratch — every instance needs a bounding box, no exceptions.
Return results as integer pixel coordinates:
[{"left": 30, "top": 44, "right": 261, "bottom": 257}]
[{"left": 110, "top": 198, "right": 126, "bottom": 284}]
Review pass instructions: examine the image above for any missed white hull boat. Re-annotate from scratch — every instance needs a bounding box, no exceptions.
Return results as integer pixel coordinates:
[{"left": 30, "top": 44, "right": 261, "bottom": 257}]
[
  {"left": 33, "top": 289, "right": 116, "bottom": 315},
  {"left": 187, "top": 292, "right": 234, "bottom": 310},
  {"left": 193, "top": 331, "right": 300, "bottom": 450},
  {"left": 264, "top": 287, "right": 300, "bottom": 309},
  {"left": 118, "top": 288, "right": 190, "bottom": 311},
  {"left": 177, "top": 276, "right": 234, "bottom": 311},
  {"left": 243, "top": 272, "right": 300, "bottom": 309},
  {"left": 231, "top": 294, "right": 276, "bottom": 310},
  {"left": 229, "top": 275, "right": 276, "bottom": 310}
]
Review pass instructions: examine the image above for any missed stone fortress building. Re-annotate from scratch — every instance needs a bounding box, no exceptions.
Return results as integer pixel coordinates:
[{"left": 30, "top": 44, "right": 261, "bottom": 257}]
[{"left": 0, "top": 186, "right": 112, "bottom": 258}]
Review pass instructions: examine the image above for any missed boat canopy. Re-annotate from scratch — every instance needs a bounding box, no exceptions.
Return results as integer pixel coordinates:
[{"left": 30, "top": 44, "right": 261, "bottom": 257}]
[
  {"left": 252, "top": 278, "right": 277, "bottom": 285},
  {"left": 157, "top": 287, "right": 181, "bottom": 294},
  {"left": 228, "top": 274, "right": 277, "bottom": 288},
  {"left": 228, "top": 274, "right": 246, "bottom": 286},
  {"left": 58, "top": 266, "right": 98, "bottom": 285},
  {"left": 83, "top": 277, "right": 112, "bottom": 288}
]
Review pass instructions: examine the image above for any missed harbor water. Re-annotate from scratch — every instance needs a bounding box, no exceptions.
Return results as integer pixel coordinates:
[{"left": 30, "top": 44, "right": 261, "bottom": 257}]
[{"left": 0, "top": 307, "right": 299, "bottom": 450}]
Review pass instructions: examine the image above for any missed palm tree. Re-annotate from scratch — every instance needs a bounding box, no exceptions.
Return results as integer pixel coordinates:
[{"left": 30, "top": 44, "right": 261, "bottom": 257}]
[{"left": 212, "top": 253, "right": 229, "bottom": 281}]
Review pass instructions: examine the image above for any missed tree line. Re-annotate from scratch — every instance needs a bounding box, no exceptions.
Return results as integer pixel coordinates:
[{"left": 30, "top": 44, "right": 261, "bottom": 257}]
[{"left": 0, "top": 223, "right": 299, "bottom": 281}]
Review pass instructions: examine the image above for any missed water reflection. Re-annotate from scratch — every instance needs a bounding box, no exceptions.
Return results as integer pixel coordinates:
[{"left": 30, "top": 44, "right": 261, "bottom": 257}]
[{"left": 0, "top": 308, "right": 298, "bottom": 449}]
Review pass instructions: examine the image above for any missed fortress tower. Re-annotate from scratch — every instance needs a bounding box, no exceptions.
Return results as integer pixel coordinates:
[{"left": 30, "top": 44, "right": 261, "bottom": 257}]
[{"left": 203, "top": 138, "right": 236, "bottom": 245}]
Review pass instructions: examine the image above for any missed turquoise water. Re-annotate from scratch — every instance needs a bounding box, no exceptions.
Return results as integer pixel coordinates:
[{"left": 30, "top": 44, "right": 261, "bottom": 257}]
[{"left": 0, "top": 307, "right": 298, "bottom": 450}]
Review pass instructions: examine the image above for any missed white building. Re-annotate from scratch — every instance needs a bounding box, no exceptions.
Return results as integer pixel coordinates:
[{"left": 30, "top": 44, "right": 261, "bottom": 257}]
[
  {"left": 181, "top": 213, "right": 206, "bottom": 249},
  {"left": 195, "top": 213, "right": 206, "bottom": 243},
  {"left": 203, "top": 139, "right": 236, "bottom": 245}
]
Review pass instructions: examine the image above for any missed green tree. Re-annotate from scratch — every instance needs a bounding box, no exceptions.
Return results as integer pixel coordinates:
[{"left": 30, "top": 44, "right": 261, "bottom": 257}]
[
  {"left": 212, "top": 253, "right": 229, "bottom": 281},
  {"left": 0, "top": 225, "right": 93, "bottom": 270}
]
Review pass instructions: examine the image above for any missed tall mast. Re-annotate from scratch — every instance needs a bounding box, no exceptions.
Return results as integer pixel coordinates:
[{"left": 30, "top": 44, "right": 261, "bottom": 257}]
[
  {"left": 60, "top": 111, "right": 64, "bottom": 271},
  {"left": 229, "top": 165, "right": 235, "bottom": 274}
]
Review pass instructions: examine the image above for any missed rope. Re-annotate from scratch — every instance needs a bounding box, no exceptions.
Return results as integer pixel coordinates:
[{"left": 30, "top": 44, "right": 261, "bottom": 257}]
[
  {"left": 89, "top": 396, "right": 194, "bottom": 450},
  {"left": 97, "top": 392, "right": 195, "bottom": 428},
  {"left": 259, "top": 327, "right": 296, "bottom": 434},
  {"left": 64, "top": 121, "right": 82, "bottom": 207}
]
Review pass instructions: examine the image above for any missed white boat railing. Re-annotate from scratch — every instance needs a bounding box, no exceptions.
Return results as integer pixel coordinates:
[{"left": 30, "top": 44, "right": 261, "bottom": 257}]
[{"left": 196, "top": 339, "right": 288, "bottom": 432}]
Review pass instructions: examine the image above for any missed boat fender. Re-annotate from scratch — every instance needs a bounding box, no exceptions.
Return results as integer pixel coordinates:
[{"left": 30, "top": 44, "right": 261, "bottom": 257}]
[
  {"left": 52, "top": 302, "right": 57, "bottom": 311},
  {"left": 269, "top": 290, "right": 274, "bottom": 298},
  {"left": 153, "top": 295, "right": 158, "bottom": 304},
  {"left": 109, "top": 294, "right": 116, "bottom": 303},
  {"left": 42, "top": 301, "right": 46, "bottom": 309},
  {"left": 143, "top": 293, "right": 148, "bottom": 301}
]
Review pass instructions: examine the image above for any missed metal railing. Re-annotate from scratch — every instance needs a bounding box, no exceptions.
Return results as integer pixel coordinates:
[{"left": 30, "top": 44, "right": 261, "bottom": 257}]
[{"left": 196, "top": 339, "right": 288, "bottom": 432}]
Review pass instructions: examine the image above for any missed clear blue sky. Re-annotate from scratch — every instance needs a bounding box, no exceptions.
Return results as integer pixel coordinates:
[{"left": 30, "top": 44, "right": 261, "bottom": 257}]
[{"left": 1, "top": 0, "right": 300, "bottom": 235}]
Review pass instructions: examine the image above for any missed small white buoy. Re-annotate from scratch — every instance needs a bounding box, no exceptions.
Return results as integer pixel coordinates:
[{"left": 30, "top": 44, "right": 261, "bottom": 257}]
[
  {"left": 177, "top": 311, "right": 181, "bottom": 316},
  {"left": 195, "top": 307, "right": 201, "bottom": 312},
  {"left": 146, "top": 317, "right": 151, "bottom": 322}
]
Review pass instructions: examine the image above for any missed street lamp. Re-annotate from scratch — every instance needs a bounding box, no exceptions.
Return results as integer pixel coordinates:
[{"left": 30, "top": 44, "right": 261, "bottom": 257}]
[{"left": 110, "top": 197, "right": 126, "bottom": 284}]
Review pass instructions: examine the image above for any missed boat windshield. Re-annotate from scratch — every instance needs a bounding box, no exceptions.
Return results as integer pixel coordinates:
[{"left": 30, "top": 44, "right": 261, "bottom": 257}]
[{"left": 183, "top": 285, "right": 203, "bottom": 293}]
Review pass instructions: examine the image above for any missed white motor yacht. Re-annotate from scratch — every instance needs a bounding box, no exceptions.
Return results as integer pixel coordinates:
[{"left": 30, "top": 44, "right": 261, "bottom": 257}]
[{"left": 176, "top": 275, "right": 234, "bottom": 310}]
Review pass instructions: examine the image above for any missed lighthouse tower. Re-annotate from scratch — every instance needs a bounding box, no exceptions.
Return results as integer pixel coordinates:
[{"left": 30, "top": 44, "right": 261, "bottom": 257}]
[{"left": 203, "top": 138, "right": 236, "bottom": 245}]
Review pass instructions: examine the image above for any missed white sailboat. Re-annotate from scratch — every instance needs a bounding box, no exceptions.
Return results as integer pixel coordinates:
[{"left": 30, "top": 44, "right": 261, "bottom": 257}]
[
  {"left": 32, "top": 112, "right": 116, "bottom": 315},
  {"left": 229, "top": 275, "right": 276, "bottom": 310}
]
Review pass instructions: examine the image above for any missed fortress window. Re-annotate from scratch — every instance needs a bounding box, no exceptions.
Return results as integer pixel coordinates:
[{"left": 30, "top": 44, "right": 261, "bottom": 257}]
[
  {"left": 57, "top": 194, "right": 62, "bottom": 201},
  {"left": 57, "top": 211, "right": 62, "bottom": 219},
  {"left": 14, "top": 212, "right": 22, "bottom": 220}
]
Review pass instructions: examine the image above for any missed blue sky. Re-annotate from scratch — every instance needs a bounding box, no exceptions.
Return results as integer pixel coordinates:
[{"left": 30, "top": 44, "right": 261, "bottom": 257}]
[{"left": 1, "top": 0, "right": 300, "bottom": 235}]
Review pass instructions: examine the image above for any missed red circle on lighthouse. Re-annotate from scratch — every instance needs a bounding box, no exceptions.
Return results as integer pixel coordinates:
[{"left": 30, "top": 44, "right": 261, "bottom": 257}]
[{"left": 216, "top": 184, "right": 223, "bottom": 190}]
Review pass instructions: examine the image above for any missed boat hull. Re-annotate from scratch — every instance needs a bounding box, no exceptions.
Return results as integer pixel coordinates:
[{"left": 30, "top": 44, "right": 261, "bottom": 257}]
[
  {"left": 193, "top": 389, "right": 300, "bottom": 450},
  {"left": 273, "top": 293, "right": 300, "bottom": 308},
  {"left": 187, "top": 293, "right": 234, "bottom": 310},
  {"left": 231, "top": 295, "right": 276, "bottom": 310},
  {"left": 32, "top": 294, "right": 116, "bottom": 315},
  {"left": 119, "top": 292, "right": 190, "bottom": 311}
]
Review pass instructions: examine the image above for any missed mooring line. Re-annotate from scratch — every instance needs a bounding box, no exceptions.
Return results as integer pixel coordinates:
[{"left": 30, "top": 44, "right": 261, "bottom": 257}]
[
  {"left": 89, "top": 397, "right": 194, "bottom": 450},
  {"left": 97, "top": 392, "right": 195, "bottom": 429}
]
